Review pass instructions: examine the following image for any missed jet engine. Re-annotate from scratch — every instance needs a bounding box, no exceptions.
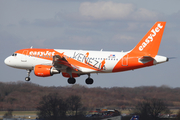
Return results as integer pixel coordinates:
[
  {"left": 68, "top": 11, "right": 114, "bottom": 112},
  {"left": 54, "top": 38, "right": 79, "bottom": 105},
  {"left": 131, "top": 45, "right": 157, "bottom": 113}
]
[{"left": 34, "top": 65, "right": 60, "bottom": 77}]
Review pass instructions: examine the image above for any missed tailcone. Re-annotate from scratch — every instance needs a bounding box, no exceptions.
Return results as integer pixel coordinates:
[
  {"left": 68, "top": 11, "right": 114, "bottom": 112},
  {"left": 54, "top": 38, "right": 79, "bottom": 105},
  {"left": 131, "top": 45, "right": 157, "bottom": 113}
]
[{"left": 153, "top": 55, "right": 168, "bottom": 65}]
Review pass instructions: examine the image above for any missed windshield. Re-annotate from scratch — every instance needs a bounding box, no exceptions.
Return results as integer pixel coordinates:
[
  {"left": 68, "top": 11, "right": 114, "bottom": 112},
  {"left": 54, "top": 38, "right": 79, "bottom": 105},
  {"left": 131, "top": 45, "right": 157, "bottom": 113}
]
[{"left": 12, "top": 53, "right": 17, "bottom": 56}]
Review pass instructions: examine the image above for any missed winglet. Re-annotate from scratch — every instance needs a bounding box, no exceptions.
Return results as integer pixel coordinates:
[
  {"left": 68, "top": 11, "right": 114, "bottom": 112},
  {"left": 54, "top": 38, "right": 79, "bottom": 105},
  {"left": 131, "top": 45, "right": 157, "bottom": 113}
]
[{"left": 130, "top": 21, "right": 166, "bottom": 57}]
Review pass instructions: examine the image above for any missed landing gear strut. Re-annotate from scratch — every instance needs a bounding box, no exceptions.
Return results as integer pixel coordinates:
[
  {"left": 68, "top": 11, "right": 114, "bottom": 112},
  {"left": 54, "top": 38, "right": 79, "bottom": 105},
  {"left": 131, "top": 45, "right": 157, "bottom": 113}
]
[
  {"left": 66, "top": 68, "right": 76, "bottom": 84},
  {"left": 85, "top": 74, "right": 94, "bottom": 84},
  {"left": 68, "top": 77, "right": 76, "bottom": 84},
  {"left": 25, "top": 70, "right": 31, "bottom": 81}
]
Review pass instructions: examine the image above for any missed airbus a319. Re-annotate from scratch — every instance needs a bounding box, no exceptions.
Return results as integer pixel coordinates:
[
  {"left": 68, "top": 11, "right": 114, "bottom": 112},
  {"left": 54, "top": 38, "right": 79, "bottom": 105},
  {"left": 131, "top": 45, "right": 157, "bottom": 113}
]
[{"left": 4, "top": 21, "right": 168, "bottom": 85}]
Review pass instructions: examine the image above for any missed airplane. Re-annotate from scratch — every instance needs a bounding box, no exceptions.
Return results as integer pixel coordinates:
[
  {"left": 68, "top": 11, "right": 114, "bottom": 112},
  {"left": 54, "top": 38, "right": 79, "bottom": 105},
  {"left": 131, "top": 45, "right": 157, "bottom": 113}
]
[{"left": 4, "top": 21, "right": 168, "bottom": 85}]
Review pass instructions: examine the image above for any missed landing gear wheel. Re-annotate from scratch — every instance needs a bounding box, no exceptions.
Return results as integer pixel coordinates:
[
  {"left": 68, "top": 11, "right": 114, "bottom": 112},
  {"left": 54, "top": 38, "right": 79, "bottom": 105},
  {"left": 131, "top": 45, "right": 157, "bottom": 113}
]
[
  {"left": 86, "top": 78, "right": 94, "bottom": 84},
  {"left": 68, "top": 77, "right": 76, "bottom": 84},
  {"left": 25, "top": 70, "right": 31, "bottom": 82},
  {"left": 25, "top": 77, "right": 30, "bottom": 81}
]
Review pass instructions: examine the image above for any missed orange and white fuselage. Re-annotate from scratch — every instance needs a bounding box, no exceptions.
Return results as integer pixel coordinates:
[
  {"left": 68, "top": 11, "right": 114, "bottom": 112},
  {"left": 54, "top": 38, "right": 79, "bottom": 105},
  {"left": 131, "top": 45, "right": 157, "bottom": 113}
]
[{"left": 4, "top": 21, "right": 168, "bottom": 84}]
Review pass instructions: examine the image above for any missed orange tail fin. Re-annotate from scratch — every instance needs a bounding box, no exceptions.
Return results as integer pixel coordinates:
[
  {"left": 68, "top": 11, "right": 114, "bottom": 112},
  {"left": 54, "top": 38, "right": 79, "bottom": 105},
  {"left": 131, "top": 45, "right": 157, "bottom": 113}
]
[{"left": 131, "top": 21, "right": 166, "bottom": 57}]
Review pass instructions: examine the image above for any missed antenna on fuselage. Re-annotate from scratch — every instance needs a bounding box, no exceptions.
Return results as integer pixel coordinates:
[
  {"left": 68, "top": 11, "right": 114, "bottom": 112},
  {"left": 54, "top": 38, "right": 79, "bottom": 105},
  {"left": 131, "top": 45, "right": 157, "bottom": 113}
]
[
  {"left": 100, "top": 49, "right": 103, "bottom": 51},
  {"left": 30, "top": 46, "right": 33, "bottom": 49}
]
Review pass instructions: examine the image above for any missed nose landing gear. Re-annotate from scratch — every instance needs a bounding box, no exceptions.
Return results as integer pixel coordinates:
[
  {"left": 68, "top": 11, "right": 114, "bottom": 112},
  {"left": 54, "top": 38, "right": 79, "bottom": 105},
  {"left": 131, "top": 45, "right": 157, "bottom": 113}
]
[{"left": 25, "top": 70, "right": 31, "bottom": 81}]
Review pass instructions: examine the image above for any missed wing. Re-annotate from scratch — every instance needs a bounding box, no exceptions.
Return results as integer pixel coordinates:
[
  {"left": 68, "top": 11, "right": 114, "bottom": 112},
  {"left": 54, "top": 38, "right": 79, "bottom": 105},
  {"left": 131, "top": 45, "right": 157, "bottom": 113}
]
[
  {"left": 53, "top": 54, "right": 80, "bottom": 72},
  {"left": 53, "top": 54, "right": 100, "bottom": 73}
]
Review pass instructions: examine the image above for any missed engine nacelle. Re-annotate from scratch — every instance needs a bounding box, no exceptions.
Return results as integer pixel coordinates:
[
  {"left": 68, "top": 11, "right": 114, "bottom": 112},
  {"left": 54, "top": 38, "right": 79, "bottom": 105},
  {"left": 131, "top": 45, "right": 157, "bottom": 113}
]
[
  {"left": 34, "top": 65, "right": 60, "bottom": 77},
  {"left": 62, "top": 72, "right": 79, "bottom": 78}
]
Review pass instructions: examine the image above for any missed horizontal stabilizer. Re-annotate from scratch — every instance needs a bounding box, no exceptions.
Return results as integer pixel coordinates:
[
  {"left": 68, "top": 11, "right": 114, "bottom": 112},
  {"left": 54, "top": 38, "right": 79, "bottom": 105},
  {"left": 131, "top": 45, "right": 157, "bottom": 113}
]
[{"left": 139, "top": 56, "right": 154, "bottom": 63}]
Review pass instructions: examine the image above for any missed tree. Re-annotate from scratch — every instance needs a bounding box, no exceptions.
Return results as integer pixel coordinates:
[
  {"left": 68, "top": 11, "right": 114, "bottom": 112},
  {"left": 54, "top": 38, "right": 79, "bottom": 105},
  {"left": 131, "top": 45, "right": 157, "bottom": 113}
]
[
  {"left": 176, "top": 110, "right": 180, "bottom": 120},
  {"left": 66, "top": 95, "right": 82, "bottom": 116},
  {"left": 37, "top": 93, "right": 67, "bottom": 120},
  {"left": 135, "top": 98, "right": 169, "bottom": 120},
  {"left": 3, "top": 109, "right": 13, "bottom": 118}
]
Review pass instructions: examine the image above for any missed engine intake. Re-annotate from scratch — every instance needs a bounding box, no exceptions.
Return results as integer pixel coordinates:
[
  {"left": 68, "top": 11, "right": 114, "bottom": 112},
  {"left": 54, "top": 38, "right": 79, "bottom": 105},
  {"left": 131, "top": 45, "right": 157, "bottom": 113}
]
[{"left": 34, "top": 65, "right": 60, "bottom": 77}]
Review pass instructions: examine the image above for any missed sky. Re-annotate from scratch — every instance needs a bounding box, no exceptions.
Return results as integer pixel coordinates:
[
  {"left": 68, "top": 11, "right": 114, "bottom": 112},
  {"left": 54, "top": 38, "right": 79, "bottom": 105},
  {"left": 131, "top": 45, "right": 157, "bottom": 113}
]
[{"left": 0, "top": 0, "right": 180, "bottom": 88}]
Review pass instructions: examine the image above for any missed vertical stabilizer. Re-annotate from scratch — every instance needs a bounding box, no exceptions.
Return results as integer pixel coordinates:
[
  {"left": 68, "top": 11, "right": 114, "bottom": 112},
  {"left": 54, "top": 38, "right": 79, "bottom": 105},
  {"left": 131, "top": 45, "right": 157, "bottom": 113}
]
[{"left": 131, "top": 22, "right": 166, "bottom": 57}]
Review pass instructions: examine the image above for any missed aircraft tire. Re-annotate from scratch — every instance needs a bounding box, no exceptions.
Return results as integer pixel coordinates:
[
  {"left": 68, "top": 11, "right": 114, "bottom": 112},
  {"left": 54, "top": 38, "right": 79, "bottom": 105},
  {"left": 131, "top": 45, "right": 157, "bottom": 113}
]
[
  {"left": 85, "top": 78, "right": 93, "bottom": 84},
  {"left": 25, "top": 77, "right": 30, "bottom": 81},
  {"left": 68, "top": 77, "right": 76, "bottom": 84}
]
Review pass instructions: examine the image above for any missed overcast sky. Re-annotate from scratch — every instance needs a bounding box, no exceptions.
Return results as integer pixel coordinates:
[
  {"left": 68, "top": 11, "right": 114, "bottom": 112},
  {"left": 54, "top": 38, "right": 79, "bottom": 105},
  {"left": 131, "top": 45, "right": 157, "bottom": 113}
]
[{"left": 1, "top": 0, "right": 180, "bottom": 88}]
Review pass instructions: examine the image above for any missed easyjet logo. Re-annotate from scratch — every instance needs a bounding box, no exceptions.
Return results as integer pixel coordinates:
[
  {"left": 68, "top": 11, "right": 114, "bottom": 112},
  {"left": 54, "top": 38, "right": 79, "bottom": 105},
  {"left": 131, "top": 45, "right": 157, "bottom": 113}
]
[
  {"left": 139, "top": 23, "right": 163, "bottom": 51},
  {"left": 29, "top": 51, "right": 55, "bottom": 56}
]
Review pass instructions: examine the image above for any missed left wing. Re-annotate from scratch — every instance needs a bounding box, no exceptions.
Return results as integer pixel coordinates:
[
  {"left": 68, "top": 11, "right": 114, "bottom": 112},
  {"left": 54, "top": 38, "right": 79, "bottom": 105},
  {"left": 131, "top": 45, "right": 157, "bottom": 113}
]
[
  {"left": 53, "top": 54, "right": 80, "bottom": 72},
  {"left": 53, "top": 53, "right": 100, "bottom": 73}
]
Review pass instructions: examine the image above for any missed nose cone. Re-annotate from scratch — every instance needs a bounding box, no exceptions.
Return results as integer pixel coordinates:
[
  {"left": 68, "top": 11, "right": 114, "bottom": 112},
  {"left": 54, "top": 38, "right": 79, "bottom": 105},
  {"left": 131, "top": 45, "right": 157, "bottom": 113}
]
[
  {"left": 4, "top": 56, "right": 11, "bottom": 66},
  {"left": 153, "top": 55, "right": 168, "bottom": 65}
]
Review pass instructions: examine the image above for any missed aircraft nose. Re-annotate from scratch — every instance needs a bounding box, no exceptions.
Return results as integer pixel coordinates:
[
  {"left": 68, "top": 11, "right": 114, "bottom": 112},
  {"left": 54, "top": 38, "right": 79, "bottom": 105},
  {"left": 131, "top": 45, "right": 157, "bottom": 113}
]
[{"left": 4, "top": 56, "right": 11, "bottom": 66}]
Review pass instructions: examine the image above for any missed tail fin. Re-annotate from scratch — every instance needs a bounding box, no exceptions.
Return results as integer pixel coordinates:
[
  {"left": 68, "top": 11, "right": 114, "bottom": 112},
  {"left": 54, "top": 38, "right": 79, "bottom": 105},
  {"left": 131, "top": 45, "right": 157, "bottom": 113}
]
[{"left": 131, "top": 21, "right": 166, "bottom": 57}]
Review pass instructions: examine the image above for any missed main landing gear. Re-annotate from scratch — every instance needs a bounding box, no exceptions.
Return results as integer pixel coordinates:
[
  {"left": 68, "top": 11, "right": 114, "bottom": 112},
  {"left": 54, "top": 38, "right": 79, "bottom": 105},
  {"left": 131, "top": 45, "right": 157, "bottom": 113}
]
[
  {"left": 25, "top": 70, "right": 31, "bottom": 81},
  {"left": 68, "top": 77, "right": 76, "bottom": 84},
  {"left": 86, "top": 77, "right": 93, "bottom": 84},
  {"left": 67, "top": 74, "right": 94, "bottom": 85},
  {"left": 86, "top": 74, "right": 93, "bottom": 84}
]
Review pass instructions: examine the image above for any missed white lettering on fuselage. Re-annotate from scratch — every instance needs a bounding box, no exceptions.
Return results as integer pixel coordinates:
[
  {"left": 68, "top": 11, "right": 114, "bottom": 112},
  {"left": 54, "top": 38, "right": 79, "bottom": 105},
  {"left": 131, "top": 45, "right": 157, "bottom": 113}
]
[
  {"left": 139, "top": 23, "right": 163, "bottom": 51},
  {"left": 29, "top": 51, "right": 55, "bottom": 56}
]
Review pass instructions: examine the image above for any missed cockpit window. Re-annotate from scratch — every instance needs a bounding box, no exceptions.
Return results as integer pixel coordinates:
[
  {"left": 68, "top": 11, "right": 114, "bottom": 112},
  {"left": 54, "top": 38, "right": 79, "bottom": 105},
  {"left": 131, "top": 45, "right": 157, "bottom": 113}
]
[{"left": 12, "top": 53, "right": 17, "bottom": 56}]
